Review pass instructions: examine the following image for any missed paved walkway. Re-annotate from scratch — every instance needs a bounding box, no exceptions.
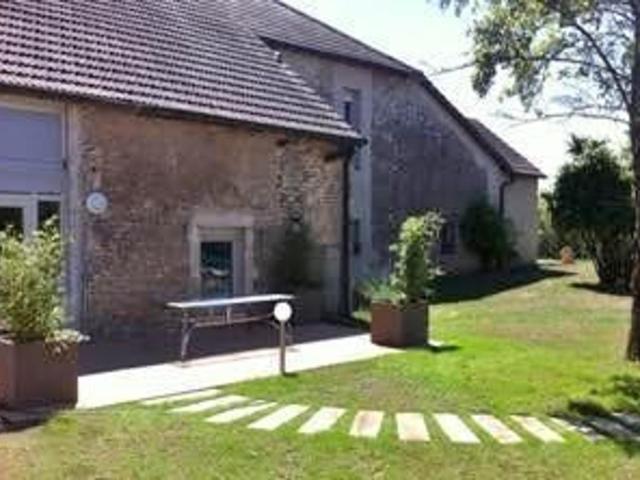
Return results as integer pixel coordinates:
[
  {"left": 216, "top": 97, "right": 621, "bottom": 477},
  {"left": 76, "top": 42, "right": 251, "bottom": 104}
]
[
  {"left": 137, "top": 389, "right": 640, "bottom": 446},
  {"left": 78, "top": 333, "right": 398, "bottom": 409}
]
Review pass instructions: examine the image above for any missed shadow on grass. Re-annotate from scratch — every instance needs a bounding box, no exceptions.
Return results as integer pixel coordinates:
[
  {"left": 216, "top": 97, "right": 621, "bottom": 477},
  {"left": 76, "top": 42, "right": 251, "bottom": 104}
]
[
  {"left": 556, "top": 374, "right": 640, "bottom": 456},
  {"left": 432, "top": 264, "right": 574, "bottom": 305},
  {"left": 570, "top": 282, "right": 631, "bottom": 297}
]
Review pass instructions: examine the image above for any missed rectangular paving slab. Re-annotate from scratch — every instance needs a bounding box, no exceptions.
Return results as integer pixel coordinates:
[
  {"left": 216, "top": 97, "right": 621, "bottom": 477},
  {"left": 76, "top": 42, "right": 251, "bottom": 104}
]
[
  {"left": 549, "top": 417, "right": 604, "bottom": 442},
  {"left": 587, "top": 416, "right": 640, "bottom": 442},
  {"left": 396, "top": 413, "right": 430, "bottom": 442},
  {"left": 350, "top": 411, "right": 384, "bottom": 439},
  {"left": 298, "top": 407, "right": 346, "bottom": 435},
  {"left": 612, "top": 413, "right": 640, "bottom": 432},
  {"left": 171, "top": 395, "right": 249, "bottom": 414},
  {"left": 142, "top": 389, "right": 222, "bottom": 406},
  {"left": 205, "top": 402, "right": 277, "bottom": 424},
  {"left": 434, "top": 414, "right": 480, "bottom": 444},
  {"left": 471, "top": 415, "right": 522, "bottom": 444},
  {"left": 510, "top": 416, "right": 564, "bottom": 443},
  {"left": 248, "top": 404, "right": 310, "bottom": 431}
]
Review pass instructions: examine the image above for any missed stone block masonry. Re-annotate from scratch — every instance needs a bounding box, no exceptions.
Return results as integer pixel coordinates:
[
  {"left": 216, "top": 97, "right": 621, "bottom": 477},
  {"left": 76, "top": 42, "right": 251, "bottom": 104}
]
[{"left": 69, "top": 102, "right": 344, "bottom": 335}]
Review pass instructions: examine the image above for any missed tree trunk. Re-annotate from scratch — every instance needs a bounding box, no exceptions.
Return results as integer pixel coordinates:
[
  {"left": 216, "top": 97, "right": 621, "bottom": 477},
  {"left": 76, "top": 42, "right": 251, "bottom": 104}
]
[{"left": 626, "top": 5, "right": 640, "bottom": 361}]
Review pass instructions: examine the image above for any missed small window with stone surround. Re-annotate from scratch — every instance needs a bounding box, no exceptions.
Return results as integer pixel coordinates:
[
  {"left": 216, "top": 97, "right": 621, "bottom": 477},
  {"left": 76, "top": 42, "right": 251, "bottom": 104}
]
[{"left": 188, "top": 212, "right": 254, "bottom": 299}]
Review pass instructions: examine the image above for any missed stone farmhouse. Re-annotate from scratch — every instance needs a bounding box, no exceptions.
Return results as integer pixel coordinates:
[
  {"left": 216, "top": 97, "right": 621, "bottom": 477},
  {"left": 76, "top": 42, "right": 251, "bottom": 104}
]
[{"left": 0, "top": 0, "right": 543, "bottom": 333}]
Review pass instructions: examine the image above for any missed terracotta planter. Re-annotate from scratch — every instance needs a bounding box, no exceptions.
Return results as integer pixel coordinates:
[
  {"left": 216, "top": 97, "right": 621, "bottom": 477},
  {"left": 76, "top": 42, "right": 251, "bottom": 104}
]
[
  {"left": 370, "top": 302, "right": 428, "bottom": 348},
  {"left": 0, "top": 337, "right": 78, "bottom": 409}
]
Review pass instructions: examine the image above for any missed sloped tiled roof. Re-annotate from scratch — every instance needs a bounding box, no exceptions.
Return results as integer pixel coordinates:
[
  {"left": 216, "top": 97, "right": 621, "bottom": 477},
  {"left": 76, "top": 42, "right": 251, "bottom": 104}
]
[
  {"left": 226, "top": 1, "right": 544, "bottom": 178},
  {"left": 468, "top": 120, "right": 546, "bottom": 178},
  {"left": 219, "top": 0, "right": 414, "bottom": 74},
  {"left": 0, "top": 0, "right": 360, "bottom": 141}
]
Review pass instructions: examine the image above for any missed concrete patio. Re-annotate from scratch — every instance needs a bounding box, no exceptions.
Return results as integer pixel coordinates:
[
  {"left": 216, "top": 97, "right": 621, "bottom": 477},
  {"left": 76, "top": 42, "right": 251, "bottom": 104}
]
[{"left": 78, "top": 323, "right": 398, "bottom": 409}]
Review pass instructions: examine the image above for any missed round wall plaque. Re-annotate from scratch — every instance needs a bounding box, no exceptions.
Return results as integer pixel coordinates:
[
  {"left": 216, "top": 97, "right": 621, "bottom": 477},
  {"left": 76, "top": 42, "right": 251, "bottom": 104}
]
[{"left": 86, "top": 192, "right": 109, "bottom": 215}]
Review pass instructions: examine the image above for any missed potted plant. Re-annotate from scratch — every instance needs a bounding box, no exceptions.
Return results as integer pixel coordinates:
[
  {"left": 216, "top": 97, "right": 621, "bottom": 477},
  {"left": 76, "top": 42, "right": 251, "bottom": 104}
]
[
  {"left": 0, "top": 221, "right": 83, "bottom": 409},
  {"left": 366, "top": 212, "right": 443, "bottom": 347}
]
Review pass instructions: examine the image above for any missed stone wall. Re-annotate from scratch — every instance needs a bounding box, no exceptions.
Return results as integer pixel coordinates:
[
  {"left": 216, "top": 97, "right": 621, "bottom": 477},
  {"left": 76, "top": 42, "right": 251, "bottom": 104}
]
[
  {"left": 70, "top": 103, "right": 343, "bottom": 334},
  {"left": 279, "top": 49, "right": 506, "bottom": 274},
  {"left": 369, "top": 73, "right": 491, "bottom": 274},
  {"left": 504, "top": 177, "right": 539, "bottom": 265}
]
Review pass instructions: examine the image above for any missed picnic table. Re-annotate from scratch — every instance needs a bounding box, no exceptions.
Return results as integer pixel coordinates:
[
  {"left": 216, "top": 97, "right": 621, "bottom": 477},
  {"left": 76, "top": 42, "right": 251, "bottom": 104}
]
[{"left": 166, "top": 294, "right": 295, "bottom": 370}]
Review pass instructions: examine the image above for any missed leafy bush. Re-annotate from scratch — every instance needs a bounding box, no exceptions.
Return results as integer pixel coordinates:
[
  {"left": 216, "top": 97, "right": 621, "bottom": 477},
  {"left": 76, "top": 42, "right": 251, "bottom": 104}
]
[
  {"left": 547, "top": 136, "right": 634, "bottom": 290},
  {"left": 0, "top": 221, "right": 65, "bottom": 343},
  {"left": 359, "top": 278, "right": 404, "bottom": 307},
  {"left": 460, "top": 200, "right": 516, "bottom": 271},
  {"left": 363, "top": 212, "right": 443, "bottom": 306},
  {"left": 271, "top": 219, "right": 319, "bottom": 291},
  {"left": 538, "top": 194, "right": 562, "bottom": 259}
]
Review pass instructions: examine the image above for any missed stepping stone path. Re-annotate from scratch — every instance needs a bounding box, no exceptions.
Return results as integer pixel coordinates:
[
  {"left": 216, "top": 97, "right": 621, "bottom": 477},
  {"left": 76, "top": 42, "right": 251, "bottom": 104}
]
[
  {"left": 471, "top": 415, "right": 522, "bottom": 444},
  {"left": 140, "top": 391, "right": 640, "bottom": 446},
  {"left": 549, "top": 417, "right": 605, "bottom": 442},
  {"left": 511, "top": 416, "right": 564, "bottom": 443},
  {"left": 587, "top": 416, "right": 640, "bottom": 442},
  {"left": 396, "top": 413, "right": 429, "bottom": 442},
  {"left": 350, "top": 411, "right": 384, "bottom": 439},
  {"left": 143, "top": 389, "right": 221, "bottom": 406},
  {"left": 249, "top": 405, "right": 310, "bottom": 431},
  {"left": 206, "top": 402, "right": 277, "bottom": 424},
  {"left": 434, "top": 414, "right": 480, "bottom": 444},
  {"left": 171, "top": 395, "right": 248, "bottom": 414},
  {"left": 612, "top": 413, "right": 640, "bottom": 432},
  {"left": 298, "top": 407, "right": 346, "bottom": 435}
]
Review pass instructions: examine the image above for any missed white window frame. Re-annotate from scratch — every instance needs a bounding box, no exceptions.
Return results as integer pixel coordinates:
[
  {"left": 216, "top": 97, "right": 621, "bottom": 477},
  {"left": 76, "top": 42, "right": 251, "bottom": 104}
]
[{"left": 0, "top": 193, "right": 62, "bottom": 238}]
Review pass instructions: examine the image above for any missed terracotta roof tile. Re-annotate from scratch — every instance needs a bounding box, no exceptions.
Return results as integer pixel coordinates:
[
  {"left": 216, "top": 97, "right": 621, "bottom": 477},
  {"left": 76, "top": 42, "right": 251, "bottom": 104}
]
[
  {"left": 468, "top": 119, "right": 546, "bottom": 178},
  {"left": 0, "top": 0, "right": 360, "bottom": 141}
]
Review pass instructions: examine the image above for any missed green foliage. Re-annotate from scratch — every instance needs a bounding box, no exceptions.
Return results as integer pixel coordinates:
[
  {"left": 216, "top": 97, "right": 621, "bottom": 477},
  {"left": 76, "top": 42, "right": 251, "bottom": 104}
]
[
  {"left": 271, "top": 220, "right": 318, "bottom": 291},
  {"left": 363, "top": 213, "right": 444, "bottom": 306},
  {"left": 359, "top": 278, "right": 404, "bottom": 307},
  {"left": 435, "top": 0, "right": 633, "bottom": 122},
  {"left": 0, "top": 220, "right": 65, "bottom": 343},
  {"left": 538, "top": 192, "right": 586, "bottom": 259},
  {"left": 548, "top": 136, "right": 634, "bottom": 289},
  {"left": 460, "top": 200, "right": 516, "bottom": 271},
  {"left": 390, "top": 213, "right": 444, "bottom": 304},
  {"left": 538, "top": 193, "right": 562, "bottom": 259}
]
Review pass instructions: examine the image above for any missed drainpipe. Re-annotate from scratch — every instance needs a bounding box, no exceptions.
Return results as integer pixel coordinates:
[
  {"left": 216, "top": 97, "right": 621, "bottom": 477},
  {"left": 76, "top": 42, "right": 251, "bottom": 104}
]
[{"left": 340, "top": 152, "right": 352, "bottom": 318}]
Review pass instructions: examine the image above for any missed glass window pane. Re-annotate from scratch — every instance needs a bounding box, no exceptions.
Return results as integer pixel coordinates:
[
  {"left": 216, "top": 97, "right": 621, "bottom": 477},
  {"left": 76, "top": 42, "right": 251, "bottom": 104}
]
[
  {"left": 200, "top": 241, "right": 234, "bottom": 298},
  {"left": 38, "top": 200, "right": 60, "bottom": 230},
  {"left": 0, "top": 207, "right": 24, "bottom": 235}
]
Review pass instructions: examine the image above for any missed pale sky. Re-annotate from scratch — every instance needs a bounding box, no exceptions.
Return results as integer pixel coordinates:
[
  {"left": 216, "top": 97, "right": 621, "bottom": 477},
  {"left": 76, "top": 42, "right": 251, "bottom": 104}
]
[{"left": 282, "top": 0, "right": 627, "bottom": 189}]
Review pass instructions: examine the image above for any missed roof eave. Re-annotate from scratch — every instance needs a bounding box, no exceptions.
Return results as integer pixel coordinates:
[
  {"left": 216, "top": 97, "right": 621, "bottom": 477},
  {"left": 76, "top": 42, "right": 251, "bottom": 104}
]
[{"left": 0, "top": 83, "right": 363, "bottom": 147}]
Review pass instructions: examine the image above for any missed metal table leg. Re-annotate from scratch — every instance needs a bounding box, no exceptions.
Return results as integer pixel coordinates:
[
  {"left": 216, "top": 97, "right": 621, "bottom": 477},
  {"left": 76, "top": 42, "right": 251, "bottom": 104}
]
[{"left": 180, "top": 314, "right": 195, "bottom": 362}]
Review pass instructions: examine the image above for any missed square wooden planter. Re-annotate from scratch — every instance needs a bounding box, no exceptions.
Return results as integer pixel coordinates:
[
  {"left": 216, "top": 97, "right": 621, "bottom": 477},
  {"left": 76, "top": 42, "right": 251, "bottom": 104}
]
[
  {"left": 0, "top": 337, "right": 78, "bottom": 409},
  {"left": 370, "top": 302, "right": 428, "bottom": 348}
]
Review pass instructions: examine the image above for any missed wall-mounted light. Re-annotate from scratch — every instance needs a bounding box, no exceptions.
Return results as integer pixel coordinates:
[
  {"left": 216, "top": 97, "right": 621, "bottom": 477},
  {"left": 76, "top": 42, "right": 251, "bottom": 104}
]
[{"left": 86, "top": 191, "right": 109, "bottom": 215}]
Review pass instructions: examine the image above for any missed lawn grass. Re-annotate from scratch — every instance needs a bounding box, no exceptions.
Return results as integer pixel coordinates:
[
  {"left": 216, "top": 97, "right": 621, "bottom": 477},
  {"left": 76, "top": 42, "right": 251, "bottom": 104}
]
[{"left": 3, "top": 261, "right": 640, "bottom": 479}]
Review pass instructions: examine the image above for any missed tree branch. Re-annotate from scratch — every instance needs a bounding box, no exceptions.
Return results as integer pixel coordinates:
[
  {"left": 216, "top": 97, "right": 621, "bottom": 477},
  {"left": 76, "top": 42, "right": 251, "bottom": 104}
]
[
  {"left": 566, "top": 19, "right": 632, "bottom": 113},
  {"left": 496, "top": 108, "right": 629, "bottom": 126}
]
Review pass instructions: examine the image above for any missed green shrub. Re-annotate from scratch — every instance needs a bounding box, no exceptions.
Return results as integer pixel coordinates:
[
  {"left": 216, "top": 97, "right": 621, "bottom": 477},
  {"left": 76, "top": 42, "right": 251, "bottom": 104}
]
[
  {"left": 271, "top": 219, "right": 319, "bottom": 291},
  {"left": 0, "top": 221, "right": 65, "bottom": 343},
  {"left": 460, "top": 200, "right": 516, "bottom": 271},
  {"left": 363, "top": 212, "right": 443, "bottom": 306},
  {"left": 547, "top": 136, "right": 634, "bottom": 289}
]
